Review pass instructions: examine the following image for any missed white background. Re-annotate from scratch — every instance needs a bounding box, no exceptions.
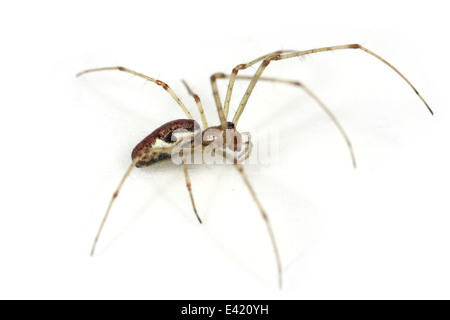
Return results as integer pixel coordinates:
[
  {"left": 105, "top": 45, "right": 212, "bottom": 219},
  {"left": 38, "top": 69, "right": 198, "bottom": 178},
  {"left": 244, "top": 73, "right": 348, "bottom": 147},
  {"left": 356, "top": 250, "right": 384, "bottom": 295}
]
[{"left": 1, "top": 0, "right": 449, "bottom": 299}]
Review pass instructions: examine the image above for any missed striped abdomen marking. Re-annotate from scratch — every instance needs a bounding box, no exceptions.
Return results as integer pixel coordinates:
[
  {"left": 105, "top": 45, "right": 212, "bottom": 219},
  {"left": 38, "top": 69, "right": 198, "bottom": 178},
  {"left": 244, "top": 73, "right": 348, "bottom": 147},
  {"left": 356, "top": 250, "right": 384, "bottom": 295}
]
[{"left": 132, "top": 119, "right": 200, "bottom": 167}]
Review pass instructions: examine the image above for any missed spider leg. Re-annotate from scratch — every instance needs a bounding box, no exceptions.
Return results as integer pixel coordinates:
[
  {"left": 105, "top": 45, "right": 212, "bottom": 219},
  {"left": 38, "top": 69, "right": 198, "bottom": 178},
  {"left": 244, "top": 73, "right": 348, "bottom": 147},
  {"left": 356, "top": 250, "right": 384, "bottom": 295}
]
[
  {"left": 231, "top": 44, "right": 433, "bottom": 127},
  {"left": 182, "top": 80, "right": 209, "bottom": 129},
  {"left": 182, "top": 157, "right": 202, "bottom": 224},
  {"left": 210, "top": 74, "right": 229, "bottom": 131},
  {"left": 90, "top": 157, "right": 139, "bottom": 256},
  {"left": 232, "top": 159, "right": 283, "bottom": 289},
  {"left": 213, "top": 74, "right": 356, "bottom": 167},
  {"left": 90, "top": 147, "right": 177, "bottom": 256},
  {"left": 210, "top": 50, "right": 297, "bottom": 130},
  {"left": 77, "top": 66, "right": 194, "bottom": 119},
  {"left": 222, "top": 50, "right": 297, "bottom": 119}
]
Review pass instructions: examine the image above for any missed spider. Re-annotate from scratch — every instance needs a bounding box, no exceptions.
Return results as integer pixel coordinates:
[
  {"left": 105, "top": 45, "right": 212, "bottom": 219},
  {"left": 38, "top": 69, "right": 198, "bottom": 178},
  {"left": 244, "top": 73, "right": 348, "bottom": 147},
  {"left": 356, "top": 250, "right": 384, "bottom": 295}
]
[{"left": 77, "top": 44, "right": 432, "bottom": 289}]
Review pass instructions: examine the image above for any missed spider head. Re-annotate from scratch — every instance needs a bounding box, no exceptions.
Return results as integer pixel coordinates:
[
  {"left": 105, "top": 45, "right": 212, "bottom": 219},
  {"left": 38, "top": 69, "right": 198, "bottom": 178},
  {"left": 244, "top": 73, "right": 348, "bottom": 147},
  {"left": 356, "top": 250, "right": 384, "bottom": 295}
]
[{"left": 202, "top": 122, "right": 243, "bottom": 152}]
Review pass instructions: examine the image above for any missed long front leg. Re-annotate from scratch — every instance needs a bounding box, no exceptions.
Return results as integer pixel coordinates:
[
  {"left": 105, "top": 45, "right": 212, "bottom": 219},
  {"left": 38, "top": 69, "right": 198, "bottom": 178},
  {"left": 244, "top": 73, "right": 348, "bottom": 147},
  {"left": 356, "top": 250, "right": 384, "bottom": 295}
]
[
  {"left": 231, "top": 44, "right": 433, "bottom": 127},
  {"left": 279, "top": 44, "right": 432, "bottom": 115}
]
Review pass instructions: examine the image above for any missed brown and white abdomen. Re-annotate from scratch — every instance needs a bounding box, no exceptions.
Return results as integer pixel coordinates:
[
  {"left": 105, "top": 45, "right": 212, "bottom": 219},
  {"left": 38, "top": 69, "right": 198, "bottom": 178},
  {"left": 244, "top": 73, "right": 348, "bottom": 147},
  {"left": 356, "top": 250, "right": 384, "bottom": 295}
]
[{"left": 132, "top": 119, "right": 201, "bottom": 167}]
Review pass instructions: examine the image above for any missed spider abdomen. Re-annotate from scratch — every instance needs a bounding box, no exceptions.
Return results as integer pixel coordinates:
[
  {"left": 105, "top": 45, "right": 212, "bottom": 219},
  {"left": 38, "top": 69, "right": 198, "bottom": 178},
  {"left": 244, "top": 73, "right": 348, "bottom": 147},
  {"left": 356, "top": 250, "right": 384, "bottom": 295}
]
[{"left": 131, "top": 119, "right": 200, "bottom": 167}]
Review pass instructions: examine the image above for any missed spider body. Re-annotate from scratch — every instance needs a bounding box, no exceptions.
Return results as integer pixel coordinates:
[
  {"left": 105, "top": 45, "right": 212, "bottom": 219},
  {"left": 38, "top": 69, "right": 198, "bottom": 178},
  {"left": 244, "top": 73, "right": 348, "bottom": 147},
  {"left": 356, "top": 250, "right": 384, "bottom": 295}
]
[
  {"left": 78, "top": 44, "right": 432, "bottom": 288},
  {"left": 201, "top": 122, "right": 243, "bottom": 153},
  {"left": 132, "top": 119, "right": 246, "bottom": 168}
]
